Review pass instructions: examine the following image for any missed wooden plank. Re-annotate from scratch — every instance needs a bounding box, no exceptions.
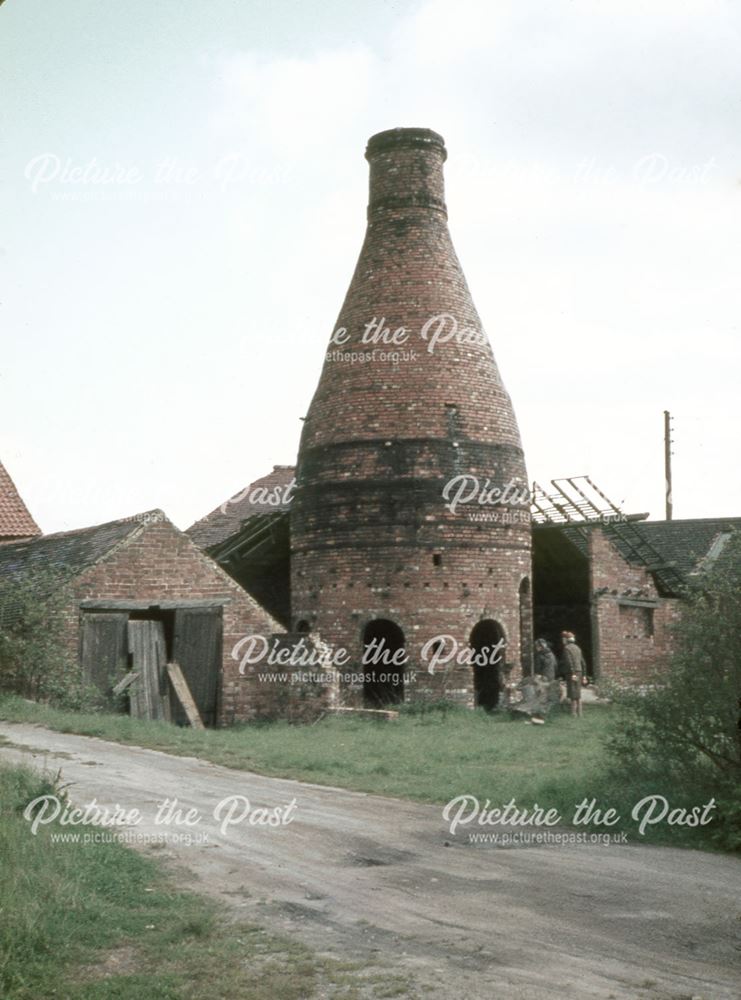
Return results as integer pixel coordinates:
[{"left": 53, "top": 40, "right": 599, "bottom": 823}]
[
  {"left": 158, "top": 640, "right": 172, "bottom": 724},
  {"left": 616, "top": 597, "right": 661, "bottom": 609},
  {"left": 127, "top": 621, "right": 168, "bottom": 722},
  {"left": 148, "top": 623, "right": 167, "bottom": 721},
  {"left": 80, "top": 599, "right": 231, "bottom": 610},
  {"left": 166, "top": 661, "right": 205, "bottom": 730},
  {"left": 127, "top": 622, "right": 148, "bottom": 719},
  {"left": 112, "top": 672, "right": 139, "bottom": 696}
]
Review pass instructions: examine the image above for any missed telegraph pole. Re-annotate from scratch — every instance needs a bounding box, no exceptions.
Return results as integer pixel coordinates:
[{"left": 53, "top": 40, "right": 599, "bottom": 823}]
[{"left": 664, "top": 410, "right": 673, "bottom": 521}]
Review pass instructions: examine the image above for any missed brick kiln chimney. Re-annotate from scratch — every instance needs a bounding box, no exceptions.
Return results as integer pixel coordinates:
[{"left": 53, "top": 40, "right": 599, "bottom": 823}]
[{"left": 291, "top": 127, "right": 532, "bottom": 709}]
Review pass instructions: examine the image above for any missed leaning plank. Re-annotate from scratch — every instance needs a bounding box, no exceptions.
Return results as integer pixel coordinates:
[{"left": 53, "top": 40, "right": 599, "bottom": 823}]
[
  {"left": 112, "top": 672, "right": 139, "bottom": 696},
  {"left": 166, "top": 661, "right": 205, "bottom": 730}
]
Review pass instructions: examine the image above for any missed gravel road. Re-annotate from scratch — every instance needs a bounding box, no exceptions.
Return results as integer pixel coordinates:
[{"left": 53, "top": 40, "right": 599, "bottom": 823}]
[{"left": 1, "top": 721, "right": 739, "bottom": 999}]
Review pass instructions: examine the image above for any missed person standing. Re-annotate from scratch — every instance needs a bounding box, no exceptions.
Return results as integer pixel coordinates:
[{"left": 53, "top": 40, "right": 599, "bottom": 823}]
[
  {"left": 560, "top": 631, "right": 588, "bottom": 717},
  {"left": 534, "top": 638, "right": 561, "bottom": 713},
  {"left": 534, "top": 638, "right": 557, "bottom": 680}
]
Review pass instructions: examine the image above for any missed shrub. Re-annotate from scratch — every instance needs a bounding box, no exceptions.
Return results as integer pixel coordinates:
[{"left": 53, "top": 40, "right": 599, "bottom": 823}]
[
  {"left": 0, "top": 569, "right": 102, "bottom": 709},
  {"left": 607, "top": 531, "right": 741, "bottom": 849}
]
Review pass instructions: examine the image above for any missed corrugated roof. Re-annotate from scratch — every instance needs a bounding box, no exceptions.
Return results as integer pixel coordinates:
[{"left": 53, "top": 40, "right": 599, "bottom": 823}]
[
  {"left": 0, "top": 460, "right": 40, "bottom": 539},
  {"left": 187, "top": 466, "right": 295, "bottom": 550}
]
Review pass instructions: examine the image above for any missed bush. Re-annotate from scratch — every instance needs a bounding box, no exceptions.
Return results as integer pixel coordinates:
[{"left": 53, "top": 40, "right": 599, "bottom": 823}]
[
  {"left": 0, "top": 763, "right": 68, "bottom": 815},
  {"left": 0, "top": 569, "right": 102, "bottom": 709},
  {"left": 607, "top": 531, "right": 741, "bottom": 850}
]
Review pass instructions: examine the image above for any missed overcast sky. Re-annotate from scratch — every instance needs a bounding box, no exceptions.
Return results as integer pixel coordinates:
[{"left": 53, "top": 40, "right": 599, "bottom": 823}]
[{"left": 1, "top": 0, "right": 739, "bottom": 534}]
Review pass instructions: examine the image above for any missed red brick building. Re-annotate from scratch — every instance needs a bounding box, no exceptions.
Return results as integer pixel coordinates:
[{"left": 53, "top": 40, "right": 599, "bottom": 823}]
[
  {"left": 0, "top": 511, "right": 287, "bottom": 725},
  {"left": 4, "top": 130, "right": 738, "bottom": 723},
  {"left": 290, "top": 128, "right": 531, "bottom": 709},
  {"left": 533, "top": 517, "right": 741, "bottom": 685},
  {"left": 186, "top": 131, "right": 741, "bottom": 709}
]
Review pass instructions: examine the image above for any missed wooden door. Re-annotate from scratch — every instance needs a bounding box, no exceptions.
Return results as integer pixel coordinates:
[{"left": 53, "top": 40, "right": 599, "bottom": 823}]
[
  {"left": 172, "top": 608, "right": 222, "bottom": 726},
  {"left": 127, "top": 620, "right": 169, "bottom": 722},
  {"left": 80, "top": 612, "right": 129, "bottom": 697}
]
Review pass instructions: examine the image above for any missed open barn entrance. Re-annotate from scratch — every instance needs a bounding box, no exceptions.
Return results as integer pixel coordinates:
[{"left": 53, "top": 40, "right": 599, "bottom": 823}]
[
  {"left": 362, "top": 619, "right": 405, "bottom": 707},
  {"left": 470, "top": 619, "right": 505, "bottom": 711},
  {"left": 532, "top": 527, "right": 594, "bottom": 678}
]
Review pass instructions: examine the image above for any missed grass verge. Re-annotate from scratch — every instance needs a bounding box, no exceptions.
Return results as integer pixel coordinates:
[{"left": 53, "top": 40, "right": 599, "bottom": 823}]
[
  {"left": 0, "top": 762, "right": 411, "bottom": 999},
  {"left": 0, "top": 694, "right": 723, "bottom": 850}
]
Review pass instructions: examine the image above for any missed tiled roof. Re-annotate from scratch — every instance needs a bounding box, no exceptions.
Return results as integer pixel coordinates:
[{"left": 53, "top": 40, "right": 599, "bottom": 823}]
[
  {"left": 187, "top": 466, "right": 295, "bottom": 550},
  {"left": 543, "top": 517, "right": 741, "bottom": 595},
  {"left": 0, "top": 460, "right": 40, "bottom": 539},
  {"left": 0, "top": 512, "right": 159, "bottom": 625},
  {"left": 636, "top": 518, "right": 741, "bottom": 577}
]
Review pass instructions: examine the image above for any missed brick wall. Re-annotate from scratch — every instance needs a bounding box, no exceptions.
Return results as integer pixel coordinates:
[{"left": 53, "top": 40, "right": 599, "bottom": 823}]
[
  {"left": 57, "top": 517, "right": 286, "bottom": 724},
  {"left": 589, "top": 528, "right": 681, "bottom": 684}
]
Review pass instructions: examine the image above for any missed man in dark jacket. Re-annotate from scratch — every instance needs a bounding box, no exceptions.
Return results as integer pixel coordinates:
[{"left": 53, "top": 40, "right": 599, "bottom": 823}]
[{"left": 560, "top": 631, "right": 588, "bottom": 717}]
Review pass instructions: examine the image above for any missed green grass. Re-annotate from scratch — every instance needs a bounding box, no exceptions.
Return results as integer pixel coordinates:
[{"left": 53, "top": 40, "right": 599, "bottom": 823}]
[
  {"left": 0, "top": 695, "right": 723, "bottom": 849},
  {"left": 0, "top": 762, "right": 411, "bottom": 1000},
  {"left": 0, "top": 694, "right": 607, "bottom": 805}
]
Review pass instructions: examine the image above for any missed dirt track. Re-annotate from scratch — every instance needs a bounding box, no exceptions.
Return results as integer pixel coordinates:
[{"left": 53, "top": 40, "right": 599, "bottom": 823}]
[{"left": 1, "top": 721, "right": 739, "bottom": 999}]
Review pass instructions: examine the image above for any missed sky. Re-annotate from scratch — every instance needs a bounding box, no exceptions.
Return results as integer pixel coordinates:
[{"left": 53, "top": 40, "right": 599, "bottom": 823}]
[{"left": 1, "top": 0, "right": 739, "bottom": 534}]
